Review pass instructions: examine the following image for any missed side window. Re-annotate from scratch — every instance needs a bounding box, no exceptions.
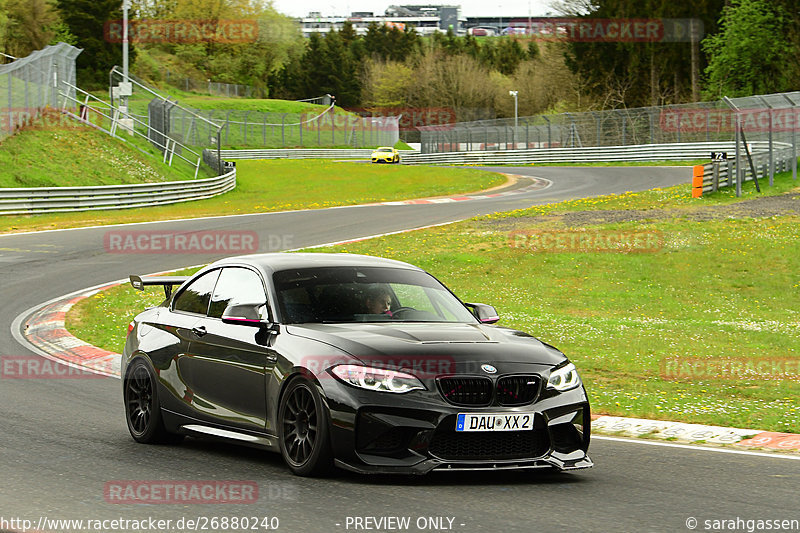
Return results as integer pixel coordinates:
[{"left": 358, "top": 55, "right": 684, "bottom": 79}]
[
  {"left": 173, "top": 270, "right": 220, "bottom": 315},
  {"left": 208, "top": 267, "right": 267, "bottom": 319}
]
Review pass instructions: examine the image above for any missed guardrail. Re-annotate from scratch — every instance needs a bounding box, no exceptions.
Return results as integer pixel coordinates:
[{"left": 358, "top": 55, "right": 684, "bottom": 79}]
[
  {"left": 0, "top": 169, "right": 236, "bottom": 215},
  {"left": 399, "top": 142, "right": 751, "bottom": 165},
  {"left": 219, "top": 148, "right": 376, "bottom": 160},
  {"left": 692, "top": 144, "right": 796, "bottom": 197}
]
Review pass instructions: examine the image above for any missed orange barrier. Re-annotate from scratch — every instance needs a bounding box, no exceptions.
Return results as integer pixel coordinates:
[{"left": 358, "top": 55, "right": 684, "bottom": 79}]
[{"left": 692, "top": 165, "right": 704, "bottom": 198}]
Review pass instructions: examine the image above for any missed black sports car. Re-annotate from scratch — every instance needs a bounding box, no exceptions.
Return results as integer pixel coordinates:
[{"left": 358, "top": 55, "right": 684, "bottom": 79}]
[{"left": 122, "top": 253, "right": 592, "bottom": 476}]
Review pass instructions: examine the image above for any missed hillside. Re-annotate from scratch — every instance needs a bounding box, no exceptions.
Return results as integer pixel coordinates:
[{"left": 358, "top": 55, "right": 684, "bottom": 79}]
[{"left": 0, "top": 115, "right": 205, "bottom": 188}]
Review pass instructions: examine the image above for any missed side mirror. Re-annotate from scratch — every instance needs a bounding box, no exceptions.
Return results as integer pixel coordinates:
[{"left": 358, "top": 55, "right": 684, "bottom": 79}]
[
  {"left": 464, "top": 302, "right": 500, "bottom": 324},
  {"left": 221, "top": 303, "right": 269, "bottom": 327}
]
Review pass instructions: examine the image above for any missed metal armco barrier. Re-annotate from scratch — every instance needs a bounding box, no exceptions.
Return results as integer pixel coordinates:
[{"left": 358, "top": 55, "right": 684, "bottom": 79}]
[
  {"left": 219, "top": 148, "right": 376, "bottom": 160},
  {"left": 219, "top": 143, "right": 744, "bottom": 164},
  {"left": 399, "top": 142, "right": 746, "bottom": 165},
  {"left": 692, "top": 144, "right": 795, "bottom": 197},
  {"left": 0, "top": 169, "right": 236, "bottom": 215}
]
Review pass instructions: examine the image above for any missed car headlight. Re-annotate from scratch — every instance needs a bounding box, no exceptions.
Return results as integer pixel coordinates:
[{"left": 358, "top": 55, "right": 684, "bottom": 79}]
[
  {"left": 546, "top": 362, "right": 581, "bottom": 392},
  {"left": 331, "top": 365, "right": 425, "bottom": 393}
]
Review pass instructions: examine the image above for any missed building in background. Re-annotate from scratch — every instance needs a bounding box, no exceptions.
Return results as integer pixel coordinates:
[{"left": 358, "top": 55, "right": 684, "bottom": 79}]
[{"left": 300, "top": 5, "right": 466, "bottom": 37}]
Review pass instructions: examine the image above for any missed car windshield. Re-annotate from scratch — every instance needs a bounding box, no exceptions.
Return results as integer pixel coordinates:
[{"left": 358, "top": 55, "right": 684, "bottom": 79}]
[
  {"left": 273, "top": 266, "right": 478, "bottom": 324},
  {"left": 376, "top": 148, "right": 392, "bottom": 152}
]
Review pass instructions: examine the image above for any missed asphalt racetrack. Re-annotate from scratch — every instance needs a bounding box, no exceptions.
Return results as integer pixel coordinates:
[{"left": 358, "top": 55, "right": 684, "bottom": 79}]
[{"left": 2, "top": 166, "right": 798, "bottom": 533}]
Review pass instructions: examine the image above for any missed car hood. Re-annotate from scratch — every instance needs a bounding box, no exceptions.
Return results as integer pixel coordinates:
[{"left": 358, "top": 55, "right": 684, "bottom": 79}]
[{"left": 285, "top": 322, "right": 566, "bottom": 366}]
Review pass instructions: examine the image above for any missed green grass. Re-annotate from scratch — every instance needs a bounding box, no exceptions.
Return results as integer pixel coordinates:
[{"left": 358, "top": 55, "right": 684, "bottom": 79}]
[
  {"left": 125, "top": 92, "right": 337, "bottom": 116},
  {"left": 0, "top": 159, "right": 505, "bottom": 233},
  {"left": 312, "top": 193, "right": 800, "bottom": 433},
  {"left": 64, "top": 168, "right": 800, "bottom": 432},
  {"left": 0, "top": 119, "right": 203, "bottom": 187},
  {"left": 491, "top": 164, "right": 800, "bottom": 218},
  {"left": 67, "top": 267, "right": 201, "bottom": 354}
]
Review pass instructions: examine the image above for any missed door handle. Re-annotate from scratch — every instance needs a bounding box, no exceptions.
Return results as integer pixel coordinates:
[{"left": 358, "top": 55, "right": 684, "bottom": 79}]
[{"left": 191, "top": 326, "right": 207, "bottom": 337}]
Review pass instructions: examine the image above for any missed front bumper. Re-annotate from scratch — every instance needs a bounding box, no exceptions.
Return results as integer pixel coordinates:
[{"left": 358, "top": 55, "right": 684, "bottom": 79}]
[{"left": 321, "top": 374, "right": 592, "bottom": 475}]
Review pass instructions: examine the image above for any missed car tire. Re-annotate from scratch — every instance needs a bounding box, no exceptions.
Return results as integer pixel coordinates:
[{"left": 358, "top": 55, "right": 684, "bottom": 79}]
[
  {"left": 123, "top": 358, "right": 183, "bottom": 444},
  {"left": 278, "top": 376, "right": 334, "bottom": 477}
]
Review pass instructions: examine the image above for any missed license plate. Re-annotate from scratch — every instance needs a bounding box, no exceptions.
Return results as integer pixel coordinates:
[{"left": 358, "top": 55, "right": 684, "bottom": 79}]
[{"left": 455, "top": 413, "right": 533, "bottom": 432}]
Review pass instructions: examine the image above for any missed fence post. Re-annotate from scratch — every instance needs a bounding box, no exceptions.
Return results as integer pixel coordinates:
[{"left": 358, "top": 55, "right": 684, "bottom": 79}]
[
  {"left": 758, "top": 97, "right": 774, "bottom": 186},
  {"left": 224, "top": 110, "right": 231, "bottom": 144},
  {"left": 782, "top": 94, "right": 798, "bottom": 180},
  {"left": 622, "top": 115, "right": 627, "bottom": 145},
  {"left": 7, "top": 71, "right": 13, "bottom": 135},
  {"left": 649, "top": 110, "right": 655, "bottom": 144},
  {"left": 794, "top": 117, "right": 798, "bottom": 181},
  {"left": 735, "top": 114, "right": 742, "bottom": 197},
  {"left": 281, "top": 113, "right": 286, "bottom": 147},
  {"left": 525, "top": 119, "right": 529, "bottom": 148},
  {"left": 712, "top": 162, "right": 719, "bottom": 191},
  {"left": 544, "top": 115, "right": 551, "bottom": 148},
  {"left": 591, "top": 112, "right": 600, "bottom": 145}
]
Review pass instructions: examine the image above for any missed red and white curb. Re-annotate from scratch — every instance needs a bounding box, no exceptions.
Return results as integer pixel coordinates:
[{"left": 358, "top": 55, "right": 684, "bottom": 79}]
[{"left": 21, "top": 282, "right": 125, "bottom": 377}]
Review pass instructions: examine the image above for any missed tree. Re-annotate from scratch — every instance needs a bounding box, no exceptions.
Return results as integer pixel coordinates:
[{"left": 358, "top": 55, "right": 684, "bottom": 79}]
[
  {"left": 562, "top": 0, "right": 726, "bottom": 107},
  {"left": 407, "top": 53, "right": 498, "bottom": 122},
  {"left": 494, "top": 37, "right": 526, "bottom": 75},
  {"left": 703, "top": 0, "right": 796, "bottom": 98},
  {"left": 361, "top": 59, "right": 412, "bottom": 107},
  {"left": 2, "top": 0, "right": 72, "bottom": 58},
  {"left": 56, "top": 0, "right": 135, "bottom": 87}
]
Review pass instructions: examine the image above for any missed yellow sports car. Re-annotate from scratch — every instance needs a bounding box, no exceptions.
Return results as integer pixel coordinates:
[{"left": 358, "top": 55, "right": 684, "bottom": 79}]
[{"left": 371, "top": 147, "right": 400, "bottom": 164}]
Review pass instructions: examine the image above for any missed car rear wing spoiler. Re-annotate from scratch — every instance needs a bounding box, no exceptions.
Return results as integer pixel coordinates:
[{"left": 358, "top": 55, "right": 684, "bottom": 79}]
[{"left": 129, "top": 275, "right": 189, "bottom": 299}]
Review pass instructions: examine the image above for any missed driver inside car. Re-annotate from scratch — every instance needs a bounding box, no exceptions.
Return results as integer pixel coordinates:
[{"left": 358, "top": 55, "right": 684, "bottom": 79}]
[{"left": 364, "top": 286, "right": 393, "bottom": 316}]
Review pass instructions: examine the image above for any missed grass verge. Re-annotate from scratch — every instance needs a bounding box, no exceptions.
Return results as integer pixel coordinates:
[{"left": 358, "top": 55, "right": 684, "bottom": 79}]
[
  {"left": 66, "top": 168, "right": 800, "bottom": 432},
  {"left": 0, "top": 159, "right": 505, "bottom": 233},
  {"left": 0, "top": 120, "right": 201, "bottom": 187}
]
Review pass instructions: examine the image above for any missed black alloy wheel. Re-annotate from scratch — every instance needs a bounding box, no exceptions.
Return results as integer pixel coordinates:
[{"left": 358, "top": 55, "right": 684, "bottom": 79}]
[
  {"left": 279, "top": 377, "right": 333, "bottom": 476},
  {"left": 124, "top": 358, "right": 181, "bottom": 444}
]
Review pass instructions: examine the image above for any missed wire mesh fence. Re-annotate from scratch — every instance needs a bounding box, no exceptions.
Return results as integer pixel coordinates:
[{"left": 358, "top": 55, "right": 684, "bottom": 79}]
[
  {"left": 158, "top": 107, "right": 400, "bottom": 149},
  {"left": 419, "top": 93, "right": 800, "bottom": 159},
  {"left": 0, "top": 42, "right": 81, "bottom": 141},
  {"left": 158, "top": 69, "right": 264, "bottom": 98}
]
